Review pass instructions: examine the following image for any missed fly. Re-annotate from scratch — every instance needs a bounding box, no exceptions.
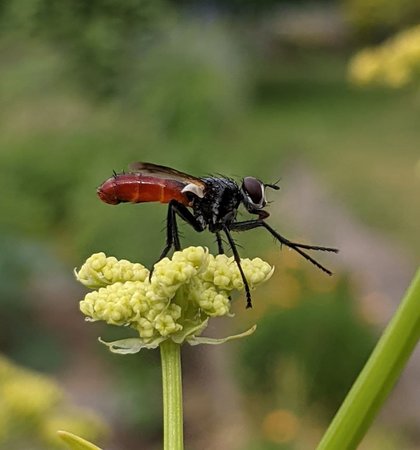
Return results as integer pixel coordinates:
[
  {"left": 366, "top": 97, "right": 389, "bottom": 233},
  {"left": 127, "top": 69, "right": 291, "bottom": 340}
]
[{"left": 97, "top": 162, "right": 338, "bottom": 308}]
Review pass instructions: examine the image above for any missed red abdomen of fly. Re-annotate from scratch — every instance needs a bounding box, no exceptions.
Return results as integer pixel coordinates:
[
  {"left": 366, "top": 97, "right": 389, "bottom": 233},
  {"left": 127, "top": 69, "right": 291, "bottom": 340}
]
[{"left": 97, "top": 174, "right": 190, "bottom": 206}]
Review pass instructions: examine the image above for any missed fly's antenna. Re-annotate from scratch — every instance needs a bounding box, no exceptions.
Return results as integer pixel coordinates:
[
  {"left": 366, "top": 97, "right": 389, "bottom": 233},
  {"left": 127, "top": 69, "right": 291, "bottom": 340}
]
[{"left": 265, "top": 178, "right": 281, "bottom": 191}]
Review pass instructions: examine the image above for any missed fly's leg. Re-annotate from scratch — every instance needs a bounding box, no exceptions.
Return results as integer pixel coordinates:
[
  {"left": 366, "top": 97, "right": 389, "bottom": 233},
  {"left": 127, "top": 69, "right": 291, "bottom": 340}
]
[
  {"left": 161, "top": 201, "right": 181, "bottom": 255},
  {"left": 215, "top": 231, "right": 233, "bottom": 301},
  {"left": 171, "top": 202, "right": 205, "bottom": 233},
  {"left": 150, "top": 202, "right": 178, "bottom": 279},
  {"left": 172, "top": 209, "right": 181, "bottom": 251},
  {"left": 215, "top": 232, "right": 225, "bottom": 255},
  {"left": 230, "top": 219, "right": 338, "bottom": 276},
  {"left": 223, "top": 226, "right": 253, "bottom": 309},
  {"left": 150, "top": 201, "right": 205, "bottom": 280}
]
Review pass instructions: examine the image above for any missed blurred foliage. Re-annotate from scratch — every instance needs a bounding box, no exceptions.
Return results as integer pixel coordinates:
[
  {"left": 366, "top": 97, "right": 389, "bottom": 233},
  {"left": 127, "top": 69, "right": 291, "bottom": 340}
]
[
  {"left": 236, "top": 253, "right": 375, "bottom": 416},
  {"left": 122, "top": 20, "right": 249, "bottom": 140},
  {"left": 169, "top": 0, "right": 317, "bottom": 13},
  {"left": 113, "top": 351, "right": 162, "bottom": 433},
  {"left": 0, "top": 236, "right": 67, "bottom": 371},
  {"left": 343, "top": 0, "right": 420, "bottom": 40},
  {"left": 0, "top": 0, "right": 165, "bottom": 97},
  {"left": 349, "top": 24, "right": 420, "bottom": 87},
  {"left": 0, "top": 355, "right": 108, "bottom": 449}
]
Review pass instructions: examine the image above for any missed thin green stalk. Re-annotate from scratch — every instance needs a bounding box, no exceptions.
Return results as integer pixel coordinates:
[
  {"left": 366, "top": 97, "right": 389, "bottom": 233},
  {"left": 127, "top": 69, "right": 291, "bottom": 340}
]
[
  {"left": 317, "top": 268, "right": 420, "bottom": 450},
  {"left": 160, "top": 339, "right": 184, "bottom": 450}
]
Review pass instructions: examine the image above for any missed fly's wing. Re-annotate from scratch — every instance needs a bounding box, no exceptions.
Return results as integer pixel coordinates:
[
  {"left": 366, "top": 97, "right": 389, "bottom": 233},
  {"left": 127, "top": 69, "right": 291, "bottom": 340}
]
[
  {"left": 129, "top": 162, "right": 203, "bottom": 185},
  {"left": 129, "top": 162, "right": 206, "bottom": 197}
]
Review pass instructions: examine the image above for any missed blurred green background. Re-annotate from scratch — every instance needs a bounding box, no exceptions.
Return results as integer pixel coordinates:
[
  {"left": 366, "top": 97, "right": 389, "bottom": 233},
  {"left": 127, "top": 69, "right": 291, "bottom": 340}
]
[{"left": 0, "top": 0, "right": 419, "bottom": 449}]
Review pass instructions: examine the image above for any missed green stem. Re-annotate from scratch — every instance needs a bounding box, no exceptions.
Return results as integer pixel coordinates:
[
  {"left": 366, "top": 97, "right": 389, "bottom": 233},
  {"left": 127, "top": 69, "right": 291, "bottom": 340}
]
[
  {"left": 160, "top": 339, "right": 184, "bottom": 450},
  {"left": 317, "top": 268, "right": 420, "bottom": 450}
]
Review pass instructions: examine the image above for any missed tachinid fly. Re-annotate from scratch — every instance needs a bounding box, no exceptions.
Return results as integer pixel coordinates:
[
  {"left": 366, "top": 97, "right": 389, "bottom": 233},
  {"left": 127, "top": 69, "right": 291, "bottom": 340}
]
[{"left": 97, "top": 162, "right": 338, "bottom": 308}]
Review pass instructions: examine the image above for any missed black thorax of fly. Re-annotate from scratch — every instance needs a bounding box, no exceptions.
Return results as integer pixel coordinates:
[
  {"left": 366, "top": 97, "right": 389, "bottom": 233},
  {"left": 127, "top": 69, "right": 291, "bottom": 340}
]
[{"left": 191, "top": 177, "right": 242, "bottom": 232}]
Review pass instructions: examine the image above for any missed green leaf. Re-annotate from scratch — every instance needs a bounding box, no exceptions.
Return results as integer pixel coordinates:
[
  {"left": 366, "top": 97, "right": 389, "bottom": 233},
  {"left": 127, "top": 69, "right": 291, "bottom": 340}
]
[
  {"left": 317, "top": 268, "right": 420, "bottom": 450},
  {"left": 98, "top": 336, "right": 166, "bottom": 354},
  {"left": 57, "top": 430, "right": 102, "bottom": 450},
  {"left": 187, "top": 324, "right": 257, "bottom": 346}
]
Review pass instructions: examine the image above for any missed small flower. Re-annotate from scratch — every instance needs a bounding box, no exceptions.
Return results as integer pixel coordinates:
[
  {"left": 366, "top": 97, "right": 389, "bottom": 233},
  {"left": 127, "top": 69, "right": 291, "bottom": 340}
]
[{"left": 76, "top": 247, "right": 274, "bottom": 351}]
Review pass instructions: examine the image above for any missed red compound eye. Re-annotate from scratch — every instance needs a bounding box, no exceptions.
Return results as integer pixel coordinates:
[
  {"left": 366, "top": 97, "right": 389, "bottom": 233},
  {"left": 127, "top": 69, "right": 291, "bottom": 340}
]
[{"left": 242, "top": 177, "right": 265, "bottom": 207}]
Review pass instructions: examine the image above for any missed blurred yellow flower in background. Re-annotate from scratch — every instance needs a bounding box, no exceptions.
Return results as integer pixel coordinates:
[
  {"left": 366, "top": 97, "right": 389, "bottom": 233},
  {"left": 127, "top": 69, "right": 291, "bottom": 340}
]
[
  {"left": 0, "top": 356, "right": 107, "bottom": 449},
  {"left": 349, "top": 25, "right": 420, "bottom": 87}
]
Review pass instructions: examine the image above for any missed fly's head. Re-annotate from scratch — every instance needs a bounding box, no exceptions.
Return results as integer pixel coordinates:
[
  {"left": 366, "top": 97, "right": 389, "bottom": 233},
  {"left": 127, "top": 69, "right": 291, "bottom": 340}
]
[
  {"left": 241, "top": 176, "right": 279, "bottom": 218},
  {"left": 241, "top": 177, "right": 266, "bottom": 211}
]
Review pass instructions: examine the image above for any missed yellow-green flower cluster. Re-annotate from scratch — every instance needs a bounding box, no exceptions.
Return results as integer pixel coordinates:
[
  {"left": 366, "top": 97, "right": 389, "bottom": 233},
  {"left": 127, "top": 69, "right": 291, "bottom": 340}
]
[
  {"left": 76, "top": 247, "right": 273, "bottom": 348},
  {"left": 76, "top": 252, "right": 148, "bottom": 288},
  {"left": 348, "top": 25, "right": 420, "bottom": 88},
  {"left": 0, "top": 356, "right": 107, "bottom": 448}
]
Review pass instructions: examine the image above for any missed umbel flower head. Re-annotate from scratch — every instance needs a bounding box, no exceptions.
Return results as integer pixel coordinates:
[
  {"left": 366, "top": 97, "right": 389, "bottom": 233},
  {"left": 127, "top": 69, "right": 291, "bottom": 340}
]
[{"left": 75, "top": 247, "right": 273, "bottom": 352}]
